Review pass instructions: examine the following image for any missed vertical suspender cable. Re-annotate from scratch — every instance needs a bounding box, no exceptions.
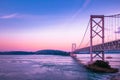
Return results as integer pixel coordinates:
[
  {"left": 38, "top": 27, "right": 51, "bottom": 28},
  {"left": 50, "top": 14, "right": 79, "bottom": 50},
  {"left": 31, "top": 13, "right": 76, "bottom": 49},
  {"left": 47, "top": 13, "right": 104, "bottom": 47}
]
[
  {"left": 115, "top": 16, "right": 117, "bottom": 40},
  {"left": 117, "top": 15, "right": 119, "bottom": 39},
  {"left": 111, "top": 17, "right": 114, "bottom": 41},
  {"left": 106, "top": 17, "right": 109, "bottom": 42},
  {"left": 118, "top": 15, "right": 120, "bottom": 39},
  {"left": 108, "top": 17, "right": 110, "bottom": 42}
]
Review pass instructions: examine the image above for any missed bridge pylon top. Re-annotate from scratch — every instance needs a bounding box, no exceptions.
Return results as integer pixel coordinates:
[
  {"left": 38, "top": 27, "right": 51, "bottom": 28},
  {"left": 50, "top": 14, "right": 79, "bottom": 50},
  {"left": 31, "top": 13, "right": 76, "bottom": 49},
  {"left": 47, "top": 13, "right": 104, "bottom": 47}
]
[{"left": 91, "top": 15, "right": 104, "bottom": 18}]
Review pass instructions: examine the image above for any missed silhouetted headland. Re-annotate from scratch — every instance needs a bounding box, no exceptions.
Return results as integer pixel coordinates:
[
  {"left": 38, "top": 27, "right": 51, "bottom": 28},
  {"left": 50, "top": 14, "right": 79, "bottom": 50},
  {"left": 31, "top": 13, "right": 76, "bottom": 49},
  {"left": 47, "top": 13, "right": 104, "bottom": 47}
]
[{"left": 0, "top": 49, "right": 69, "bottom": 56}]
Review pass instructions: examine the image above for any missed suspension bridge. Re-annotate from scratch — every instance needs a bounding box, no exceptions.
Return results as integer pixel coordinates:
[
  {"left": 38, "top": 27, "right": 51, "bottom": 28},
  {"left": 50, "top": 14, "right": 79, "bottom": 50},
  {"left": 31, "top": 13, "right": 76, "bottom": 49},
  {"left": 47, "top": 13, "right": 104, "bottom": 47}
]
[{"left": 71, "top": 13, "right": 120, "bottom": 62}]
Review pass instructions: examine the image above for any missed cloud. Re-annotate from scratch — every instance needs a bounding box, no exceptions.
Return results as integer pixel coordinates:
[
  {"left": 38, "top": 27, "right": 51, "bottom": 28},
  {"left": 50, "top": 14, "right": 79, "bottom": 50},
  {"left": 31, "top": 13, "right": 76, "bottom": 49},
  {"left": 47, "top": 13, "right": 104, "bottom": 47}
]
[
  {"left": 83, "top": 0, "right": 91, "bottom": 8},
  {"left": 71, "top": 0, "right": 91, "bottom": 19},
  {"left": 65, "top": 0, "right": 91, "bottom": 26},
  {"left": 115, "top": 27, "right": 120, "bottom": 33},
  {"left": 0, "top": 13, "right": 18, "bottom": 19},
  {"left": 0, "top": 13, "right": 48, "bottom": 20}
]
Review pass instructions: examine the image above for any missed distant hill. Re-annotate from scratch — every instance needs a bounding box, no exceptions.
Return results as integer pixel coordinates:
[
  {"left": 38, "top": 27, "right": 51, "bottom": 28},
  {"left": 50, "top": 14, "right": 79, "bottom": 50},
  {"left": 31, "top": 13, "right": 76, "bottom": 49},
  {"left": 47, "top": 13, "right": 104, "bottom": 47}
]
[
  {"left": 0, "top": 50, "right": 69, "bottom": 56},
  {"left": 36, "top": 49, "right": 69, "bottom": 56},
  {"left": 0, "top": 51, "right": 34, "bottom": 55}
]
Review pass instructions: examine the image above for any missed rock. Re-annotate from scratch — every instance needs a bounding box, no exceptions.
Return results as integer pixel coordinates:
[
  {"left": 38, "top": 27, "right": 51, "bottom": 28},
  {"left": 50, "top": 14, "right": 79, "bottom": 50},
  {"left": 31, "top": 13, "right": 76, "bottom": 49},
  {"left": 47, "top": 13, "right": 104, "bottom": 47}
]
[{"left": 85, "top": 60, "right": 119, "bottom": 73}]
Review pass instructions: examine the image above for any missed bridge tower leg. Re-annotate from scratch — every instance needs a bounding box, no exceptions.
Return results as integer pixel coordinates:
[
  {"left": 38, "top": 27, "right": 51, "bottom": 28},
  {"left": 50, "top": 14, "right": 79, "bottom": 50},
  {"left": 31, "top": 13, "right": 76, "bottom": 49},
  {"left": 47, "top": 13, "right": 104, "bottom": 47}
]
[
  {"left": 90, "top": 15, "right": 104, "bottom": 62},
  {"left": 70, "top": 43, "right": 77, "bottom": 57},
  {"left": 72, "top": 43, "right": 76, "bottom": 52}
]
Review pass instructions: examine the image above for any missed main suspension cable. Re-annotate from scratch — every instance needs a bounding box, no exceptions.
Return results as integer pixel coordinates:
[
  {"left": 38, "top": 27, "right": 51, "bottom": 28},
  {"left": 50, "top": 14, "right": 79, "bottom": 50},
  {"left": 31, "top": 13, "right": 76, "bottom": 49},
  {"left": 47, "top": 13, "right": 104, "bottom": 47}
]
[{"left": 78, "top": 19, "right": 90, "bottom": 48}]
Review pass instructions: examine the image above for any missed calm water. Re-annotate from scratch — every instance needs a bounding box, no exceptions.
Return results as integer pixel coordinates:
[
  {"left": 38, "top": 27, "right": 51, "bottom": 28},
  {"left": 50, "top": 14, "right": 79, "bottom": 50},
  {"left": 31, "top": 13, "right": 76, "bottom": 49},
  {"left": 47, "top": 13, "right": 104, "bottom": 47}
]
[{"left": 0, "top": 54, "right": 119, "bottom": 80}]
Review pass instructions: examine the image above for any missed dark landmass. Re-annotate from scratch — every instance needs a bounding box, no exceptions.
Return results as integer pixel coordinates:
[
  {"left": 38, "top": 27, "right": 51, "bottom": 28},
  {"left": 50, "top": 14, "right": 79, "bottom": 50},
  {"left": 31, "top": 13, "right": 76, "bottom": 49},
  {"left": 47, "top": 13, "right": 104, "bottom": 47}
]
[
  {"left": 36, "top": 49, "right": 69, "bottom": 56},
  {"left": 0, "top": 51, "right": 34, "bottom": 55},
  {"left": 86, "top": 60, "right": 119, "bottom": 73},
  {"left": 0, "top": 50, "right": 69, "bottom": 56}
]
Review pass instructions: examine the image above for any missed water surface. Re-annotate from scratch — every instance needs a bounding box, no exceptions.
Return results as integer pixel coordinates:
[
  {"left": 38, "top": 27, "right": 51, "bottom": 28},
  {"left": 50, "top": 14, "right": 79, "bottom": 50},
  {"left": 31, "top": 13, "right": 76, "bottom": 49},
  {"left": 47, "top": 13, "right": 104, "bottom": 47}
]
[{"left": 0, "top": 54, "right": 119, "bottom": 80}]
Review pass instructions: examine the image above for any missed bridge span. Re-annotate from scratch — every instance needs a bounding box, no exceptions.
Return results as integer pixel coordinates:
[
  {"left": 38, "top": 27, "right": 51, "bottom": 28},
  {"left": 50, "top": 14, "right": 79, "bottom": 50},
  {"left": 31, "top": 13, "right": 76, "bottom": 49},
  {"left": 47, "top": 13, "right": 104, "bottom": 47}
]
[
  {"left": 72, "top": 14, "right": 120, "bottom": 61},
  {"left": 75, "top": 39, "right": 120, "bottom": 52}
]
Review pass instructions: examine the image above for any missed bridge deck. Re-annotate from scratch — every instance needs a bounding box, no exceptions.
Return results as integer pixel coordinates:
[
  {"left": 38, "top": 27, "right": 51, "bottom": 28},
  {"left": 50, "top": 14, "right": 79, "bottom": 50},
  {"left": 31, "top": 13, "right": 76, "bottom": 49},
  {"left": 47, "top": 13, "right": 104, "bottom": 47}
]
[{"left": 75, "top": 39, "right": 120, "bottom": 52}]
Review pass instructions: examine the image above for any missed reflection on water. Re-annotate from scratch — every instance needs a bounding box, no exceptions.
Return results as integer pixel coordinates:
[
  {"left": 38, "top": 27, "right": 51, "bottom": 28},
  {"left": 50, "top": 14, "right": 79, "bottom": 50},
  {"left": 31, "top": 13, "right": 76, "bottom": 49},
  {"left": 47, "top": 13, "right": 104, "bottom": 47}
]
[
  {"left": 77, "top": 54, "right": 120, "bottom": 68},
  {"left": 0, "top": 55, "right": 87, "bottom": 80},
  {"left": 0, "top": 54, "right": 119, "bottom": 80},
  {"left": 77, "top": 54, "right": 120, "bottom": 80}
]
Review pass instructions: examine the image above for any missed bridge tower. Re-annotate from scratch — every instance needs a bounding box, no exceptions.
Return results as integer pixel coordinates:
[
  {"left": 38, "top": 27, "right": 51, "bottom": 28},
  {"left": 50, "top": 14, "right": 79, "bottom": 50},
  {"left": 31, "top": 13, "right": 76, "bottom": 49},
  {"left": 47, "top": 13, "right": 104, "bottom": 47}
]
[
  {"left": 90, "top": 15, "right": 104, "bottom": 62},
  {"left": 72, "top": 43, "right": 76, "bottom": 52}
]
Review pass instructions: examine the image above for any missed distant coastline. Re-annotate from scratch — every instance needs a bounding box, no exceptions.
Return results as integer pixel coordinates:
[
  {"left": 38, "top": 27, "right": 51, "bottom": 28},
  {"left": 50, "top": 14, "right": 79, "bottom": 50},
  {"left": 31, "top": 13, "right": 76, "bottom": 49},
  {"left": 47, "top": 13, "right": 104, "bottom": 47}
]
[
  {"left": 0, "top": 50, "right": 119, "bottom": 55},
  {"left": 0, "top": 50, "right": 69, "bottom": 56}
]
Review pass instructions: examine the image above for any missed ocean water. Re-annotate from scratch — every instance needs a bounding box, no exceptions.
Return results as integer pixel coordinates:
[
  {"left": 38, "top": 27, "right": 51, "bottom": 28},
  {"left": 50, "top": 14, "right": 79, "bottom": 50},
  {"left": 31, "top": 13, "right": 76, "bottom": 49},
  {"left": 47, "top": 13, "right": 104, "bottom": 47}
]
[
  {"left": 0, "top": 54, "right": 119, "bottom": 80},
  {"left": 77, "top": 54, "right": 120, "bottom": 80}
]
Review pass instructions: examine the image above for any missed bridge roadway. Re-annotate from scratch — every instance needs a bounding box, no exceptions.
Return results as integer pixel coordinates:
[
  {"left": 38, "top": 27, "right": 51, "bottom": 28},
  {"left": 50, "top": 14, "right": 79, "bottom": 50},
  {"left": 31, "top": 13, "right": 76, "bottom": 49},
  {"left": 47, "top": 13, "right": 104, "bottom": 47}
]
[{"left": 75, "top": 39, "right": 120, "bottom": 52}]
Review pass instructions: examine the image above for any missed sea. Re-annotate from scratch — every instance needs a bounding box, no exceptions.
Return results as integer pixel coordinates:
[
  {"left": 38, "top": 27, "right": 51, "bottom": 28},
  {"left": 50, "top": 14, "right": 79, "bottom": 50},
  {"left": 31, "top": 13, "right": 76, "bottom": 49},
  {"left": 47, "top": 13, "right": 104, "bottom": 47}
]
[{"left": 0, "top": 54, "right": 119, "bottom": 80}]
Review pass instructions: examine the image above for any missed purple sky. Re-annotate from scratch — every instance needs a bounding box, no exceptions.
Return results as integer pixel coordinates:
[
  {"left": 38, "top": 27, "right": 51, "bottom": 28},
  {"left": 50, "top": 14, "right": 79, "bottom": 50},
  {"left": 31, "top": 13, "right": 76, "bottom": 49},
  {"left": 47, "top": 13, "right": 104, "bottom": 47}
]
[{"left": 0, "top": 0, "right": 120, "bottom": 51}]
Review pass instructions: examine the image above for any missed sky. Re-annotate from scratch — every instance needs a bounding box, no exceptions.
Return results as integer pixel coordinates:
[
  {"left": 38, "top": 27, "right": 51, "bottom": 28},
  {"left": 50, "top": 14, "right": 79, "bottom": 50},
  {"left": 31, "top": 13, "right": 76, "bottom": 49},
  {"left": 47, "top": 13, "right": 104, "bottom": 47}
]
[{"left": 0, "top": 0, "right": 120, "bottom": 51}]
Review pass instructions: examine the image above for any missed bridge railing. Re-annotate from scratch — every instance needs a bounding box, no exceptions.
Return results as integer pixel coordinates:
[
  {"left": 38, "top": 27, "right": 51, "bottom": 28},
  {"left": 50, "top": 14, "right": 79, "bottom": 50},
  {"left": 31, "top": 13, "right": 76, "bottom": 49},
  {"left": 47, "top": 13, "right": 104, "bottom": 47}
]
[
  {"left": 75, "top": 39, "right": 120, "bottom": 53},
  {"left": 93, "top": 39, "right": 120, "bottom": 51}
]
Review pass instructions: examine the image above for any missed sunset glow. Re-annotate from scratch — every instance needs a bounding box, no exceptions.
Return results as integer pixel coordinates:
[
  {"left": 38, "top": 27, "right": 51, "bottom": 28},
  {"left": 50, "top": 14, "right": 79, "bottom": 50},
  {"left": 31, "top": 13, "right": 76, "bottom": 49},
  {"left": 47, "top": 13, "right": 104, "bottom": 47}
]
[{"left": 0, "top": 0, "right": 120, "bottom": 51}]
